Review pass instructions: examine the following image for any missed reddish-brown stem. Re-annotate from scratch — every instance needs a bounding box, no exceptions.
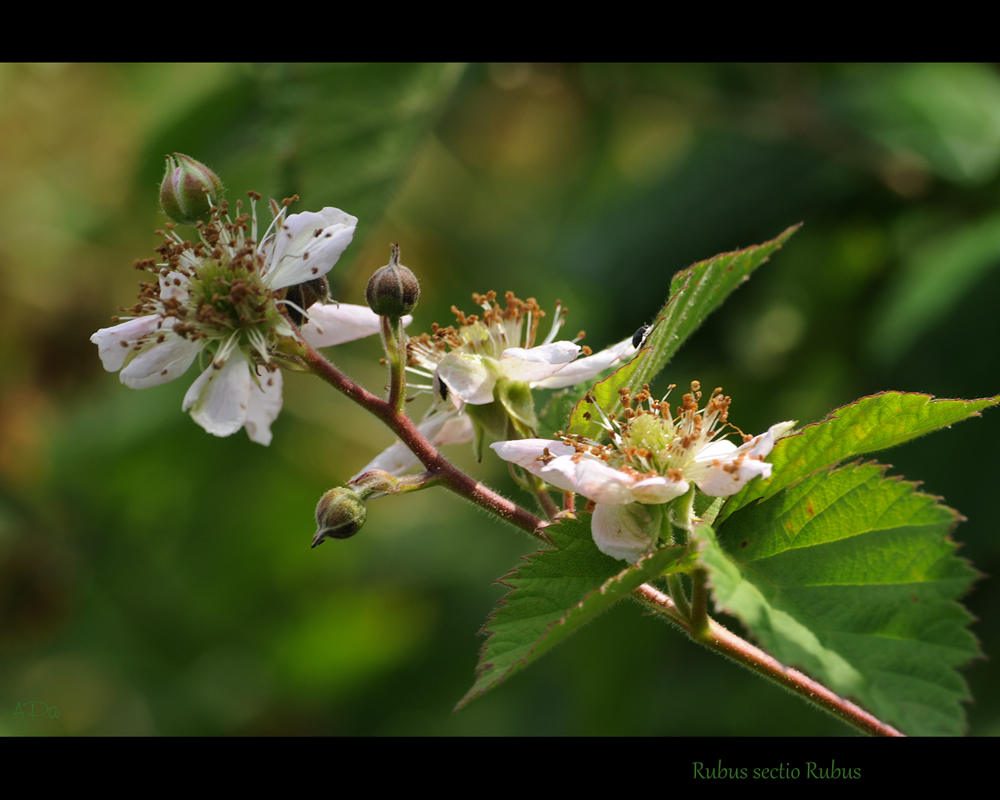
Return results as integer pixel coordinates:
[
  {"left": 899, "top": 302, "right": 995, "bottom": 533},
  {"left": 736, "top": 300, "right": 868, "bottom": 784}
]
[
  {"left": 300, "top": 339, "right": 549, "bottom": 542},
  {"left": 530, "top": 476, "right": 560, "bottom": 520},
  {"left": 632, "top": 584, "right": 904, "bottom": 737}
]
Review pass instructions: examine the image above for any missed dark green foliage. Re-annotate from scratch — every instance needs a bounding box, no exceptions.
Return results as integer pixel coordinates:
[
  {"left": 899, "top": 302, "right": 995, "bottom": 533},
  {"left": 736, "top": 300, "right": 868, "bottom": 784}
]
[{"left": 459, "top": 514, "right": 687, "bottom": 709}]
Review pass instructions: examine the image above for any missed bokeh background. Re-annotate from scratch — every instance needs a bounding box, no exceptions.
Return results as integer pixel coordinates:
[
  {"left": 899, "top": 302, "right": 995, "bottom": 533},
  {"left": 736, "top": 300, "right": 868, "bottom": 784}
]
[{"left": 2, "top": 63, "right": 999, "bottom": 735}]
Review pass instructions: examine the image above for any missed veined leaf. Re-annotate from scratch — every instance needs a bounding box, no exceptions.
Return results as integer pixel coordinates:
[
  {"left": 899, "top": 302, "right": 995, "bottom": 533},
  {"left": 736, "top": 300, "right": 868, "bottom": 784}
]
[
  {"left": 457, "top": 513, "right": 688, "bottom": 709},
  {"left": 565, "top": 348, "right": 651, "bottom": 441},
  {"left": 626, "top": 224, "right": 800, "bottom": 397},
  {"left": 719, "top": 392, "right": 1000, "bottom": 524},
  {"left": 538, "top": 384, "right": 594, "bottom": 440},
  {"left": 699, "top": 462, "right": 979, "bottom": 736}
]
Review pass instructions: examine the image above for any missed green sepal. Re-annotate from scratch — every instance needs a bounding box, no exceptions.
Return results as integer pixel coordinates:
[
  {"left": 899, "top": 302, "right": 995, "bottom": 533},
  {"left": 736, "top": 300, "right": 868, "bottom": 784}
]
[{"left": 496, "top": 378, "right": 538, "bottom": 437}]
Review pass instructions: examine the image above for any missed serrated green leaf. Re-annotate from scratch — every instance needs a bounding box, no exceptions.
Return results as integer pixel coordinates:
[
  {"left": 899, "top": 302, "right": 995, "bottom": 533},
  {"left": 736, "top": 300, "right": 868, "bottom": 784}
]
[
  {"left": 699, "top": 462, "right": 979, "bottom": 736},
  {"left": 457, "top": 513, "right": 687, "bottom": 709},
  {"left": 537, "top": 385, "right": 591, "bottom": 439},
  {"left": 627, "top": 224, "right": 800, "bottom": 396},
  {"left": 565, "top": 348, "right": 651, "bottom": 441},
  {"left": 719, "top": 392, "right": 1000, "bottom": 524}
]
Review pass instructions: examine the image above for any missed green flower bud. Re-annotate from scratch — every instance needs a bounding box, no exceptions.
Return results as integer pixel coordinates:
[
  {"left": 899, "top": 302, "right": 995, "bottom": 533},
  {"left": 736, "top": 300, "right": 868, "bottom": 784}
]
[
  {"left": 366, "top": 243, "right": 420, "bottom": 319},
  {"left": 312, "top": 487, "right": 367, "bottom": 548},
  {"left": 159, "top": 153, "right": 225, "bottom": 226}
]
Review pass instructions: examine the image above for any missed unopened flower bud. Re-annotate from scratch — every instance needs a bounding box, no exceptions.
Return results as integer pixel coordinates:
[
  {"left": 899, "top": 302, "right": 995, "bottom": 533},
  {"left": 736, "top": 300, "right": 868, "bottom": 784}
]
[
  {"left": 366, "top": 243, "right": 420, "bottom": 319},
  {"left": 313, "top": 487, "right": 367, "bottom": 548},
  {"left": 159, "top": 153, "right": 225, "bottom": 225}
]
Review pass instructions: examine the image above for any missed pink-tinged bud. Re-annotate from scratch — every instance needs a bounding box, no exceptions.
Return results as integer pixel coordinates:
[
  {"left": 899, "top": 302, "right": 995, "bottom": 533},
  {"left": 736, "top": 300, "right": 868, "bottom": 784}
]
[
  {"left": 312, "top": 487, "right": 367, "bottom": 548},
  {"left": 366, "top": 243, "right": 420, "bottom": 319},
  {"left": 159, "top": 153, "right": 225, "bottom": 225},
  {"left": 350, "top": 469, "right": 404, "bottom": 498}
]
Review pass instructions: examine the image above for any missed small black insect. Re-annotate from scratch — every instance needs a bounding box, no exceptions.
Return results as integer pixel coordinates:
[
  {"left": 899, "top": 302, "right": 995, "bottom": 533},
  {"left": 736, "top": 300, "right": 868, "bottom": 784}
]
[
  {"left": 284, "top": 276, "right": 332, "bottom": 327},
  {"left": 632, "top": 324, "right": 650, "bottom": 349}
]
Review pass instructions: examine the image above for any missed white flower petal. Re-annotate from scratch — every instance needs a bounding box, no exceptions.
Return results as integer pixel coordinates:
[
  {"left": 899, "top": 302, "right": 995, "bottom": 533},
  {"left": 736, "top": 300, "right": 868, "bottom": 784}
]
[
  {"left": 264, "top": 207, "right": 357, "bottom": 290},
  {"left": 301, "top": 303, "right": 412, "bottom": 347},
  {"left": 534, "top": 337, "right": 636, "bottom": 389},
  {"left": 629, "top": 474, "right": 690, "bottom": 504},
  {"left": 745, "top": 420, "right": 796, "bottom": 457},
  {"left": 244, "top": 368, "right": 283, "bottom": 446},
  {"left": 489, "top": 439, "right": 576, "bottom": 469},
  {"left": 592, "top": 503, "right": 659, "bottom": 562},
  {"left": 538, "top": 456, "right": 639, "bottom": 505},
  {"left": 691, "top": 433, "right": 774, "bottom": 496},
  {"left": 434, "top": 370, "right": 464, "bottom": 410},
  {"left": 353, "top": 437, "right": 419, "bottom": 477},
  {"left": 159, "top": 271, "right": 189, "bottom": 303},
  {"left": 182, "top": 349, "right": 253, "bottom": 438},
  {"left": 91, "top": 316, "right": 164, "bottom": 372},
  {"left": 437, "top": 352, "right": 498, "bottom": 405},
  {"left": 301, "top": 303, "right": 379, "bottom": 346},
  {"left": 694, "top": 456, "right": 772, "bottom": 497},
  {"left": 500, "top": 341, "right": 581, "bottom": 383},
  {"left": 695, "top": 440, "right": 738, "bottom": 461},
  {"left": 490, "top": 439, "right": 636, "bottom": 505},
  {"left": 437, "top": 413, "right": 475, "bottom": 447},
  {"left": 352, "top": 408, "right": 474, "bottom": 478},
  {"left": 689, "top": 422, "right": 793, "bottom": 495},
  {"left": 768, "top": 420, "right": 798, "bottom": 441},
  {"left": 119, "top": 332, "right": 203, "bottom": 390},
  {"left": 740, "top": 432, "right": 774, "bottom": 460}
]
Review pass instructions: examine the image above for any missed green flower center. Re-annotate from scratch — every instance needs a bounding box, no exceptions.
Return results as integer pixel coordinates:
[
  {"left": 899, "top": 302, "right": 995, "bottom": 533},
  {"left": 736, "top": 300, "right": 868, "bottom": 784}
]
[{"left": 185, "top": 259, "right": 284, "bottom": 350}]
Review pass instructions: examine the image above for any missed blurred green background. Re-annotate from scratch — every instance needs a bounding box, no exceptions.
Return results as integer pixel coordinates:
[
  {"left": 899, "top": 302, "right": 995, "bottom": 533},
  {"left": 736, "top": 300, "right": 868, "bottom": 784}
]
[{"left": 2, "top": 63, "right": 999, "bottom": 735}]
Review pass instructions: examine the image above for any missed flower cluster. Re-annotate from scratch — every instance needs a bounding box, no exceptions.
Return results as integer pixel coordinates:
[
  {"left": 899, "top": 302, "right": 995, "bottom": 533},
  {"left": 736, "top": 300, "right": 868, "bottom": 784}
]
[
  {"left": 91, "top": 194, "right": 383, "bottom": 444},
  {"left": 357, "top": 290, "right": 635, "bottom": 476},
  {"left": 492, "top": 382, "right": 794, "bottom": 561}
]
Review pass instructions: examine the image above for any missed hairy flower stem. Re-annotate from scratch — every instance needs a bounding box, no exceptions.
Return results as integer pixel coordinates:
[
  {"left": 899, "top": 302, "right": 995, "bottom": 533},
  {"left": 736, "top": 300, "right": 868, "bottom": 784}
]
[
  {"left": 562, "top": 492, "right": 575, "bottom": 513},
  {"left": 530, "top": 476, "right": 560, "bottom": 520},
  {"left": 632, "top": 584, "right": 904, "bottom": 737},
  {"left": 689, "top": 569, "right": 710, "bottom": 640},
  {"left": 380, "top": 315, "right": 407, "bottom": 415},
  {"left": 666, "top": 574, "right": 691, "bottom": 619},
  {"left": 507, "top": 464, "right": 558, "bottom": 521},
  {"left": 298, "top": 339, "right": 550, "bottom": 542}
]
